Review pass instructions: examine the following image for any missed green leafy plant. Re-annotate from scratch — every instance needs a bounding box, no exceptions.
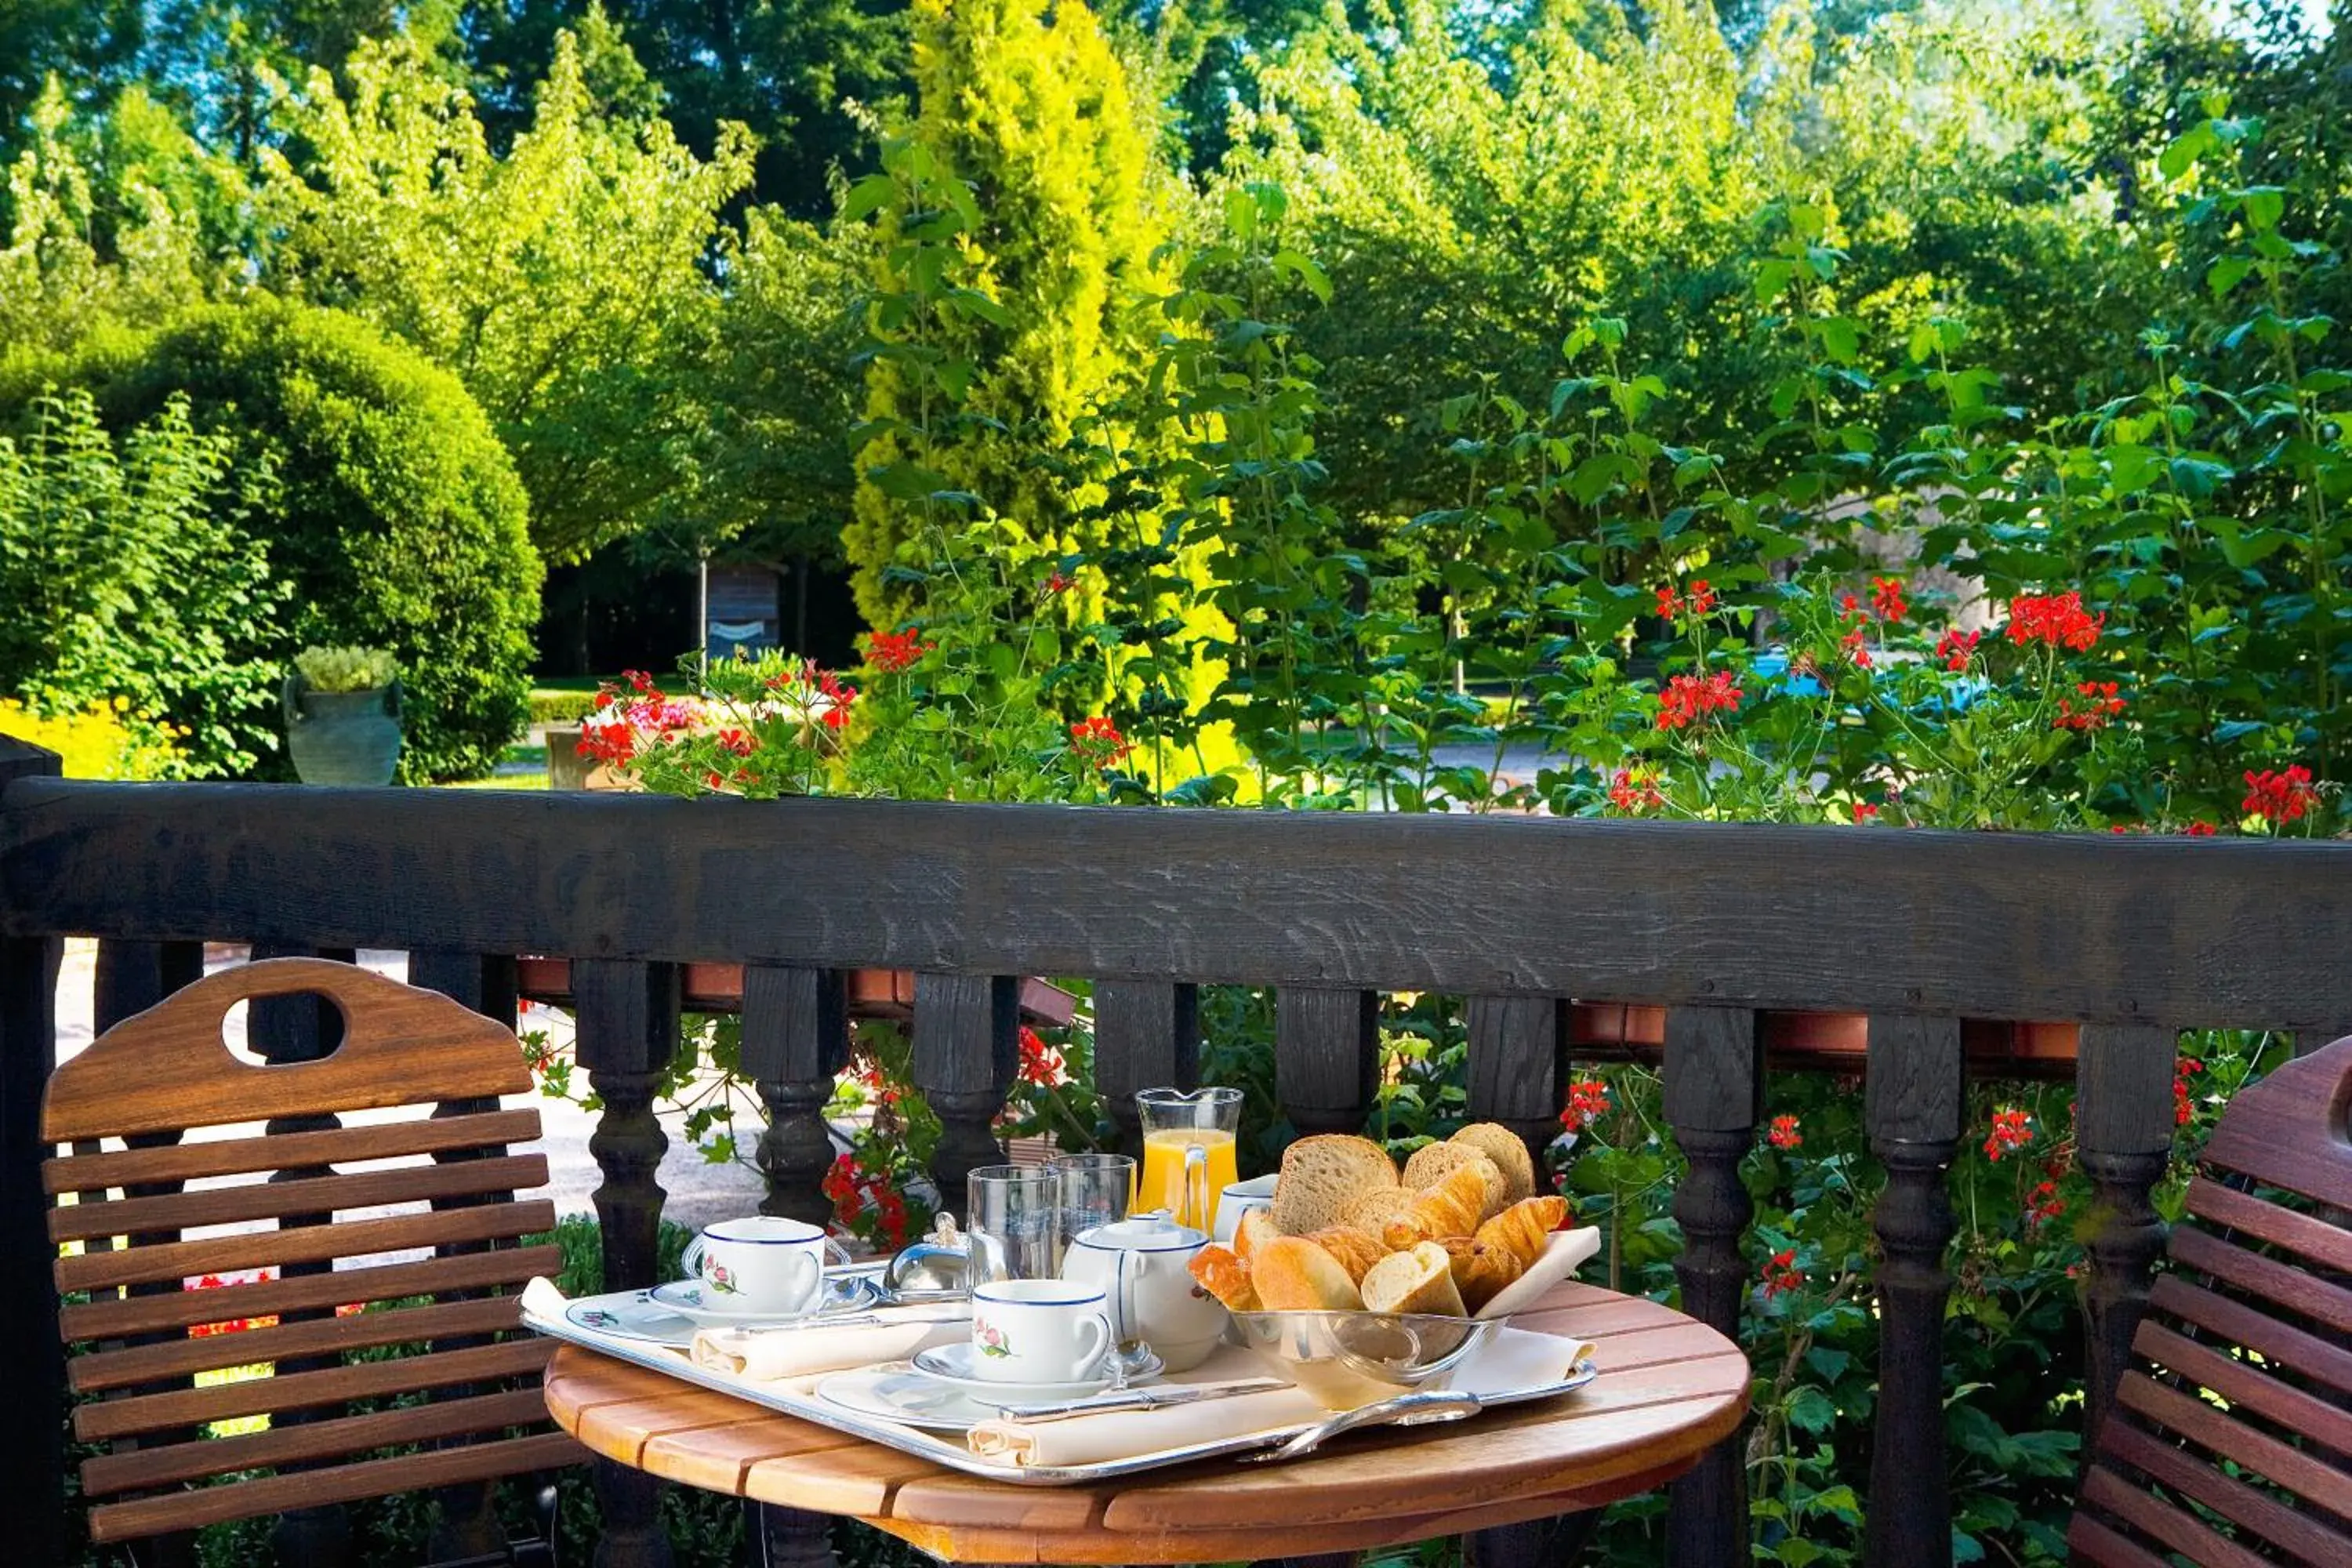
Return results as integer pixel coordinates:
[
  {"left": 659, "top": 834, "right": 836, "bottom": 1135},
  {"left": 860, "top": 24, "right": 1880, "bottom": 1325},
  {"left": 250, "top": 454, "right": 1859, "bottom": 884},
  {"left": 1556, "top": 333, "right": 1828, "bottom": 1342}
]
[{"left": 292, "top": 644, "right": 396, "bottom": 693}]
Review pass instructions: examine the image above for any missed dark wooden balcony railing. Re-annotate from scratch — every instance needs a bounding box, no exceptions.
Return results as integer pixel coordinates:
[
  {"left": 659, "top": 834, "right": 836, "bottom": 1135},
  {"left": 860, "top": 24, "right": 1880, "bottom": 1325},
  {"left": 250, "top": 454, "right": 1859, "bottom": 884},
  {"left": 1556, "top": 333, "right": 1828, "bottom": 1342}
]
[{"left": 6, "top": 740, "right": 2352, "bottom": 1566}]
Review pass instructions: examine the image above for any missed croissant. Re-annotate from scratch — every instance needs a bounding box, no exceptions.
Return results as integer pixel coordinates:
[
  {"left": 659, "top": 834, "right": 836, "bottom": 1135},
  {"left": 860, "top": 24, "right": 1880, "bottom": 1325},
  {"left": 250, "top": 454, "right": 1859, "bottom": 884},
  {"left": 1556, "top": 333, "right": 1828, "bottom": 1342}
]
[
  {"left": 1186, "top": 1243, "right": 1261, "bottom": 1312},
  {"left": 1301, "top": 1225, "right": 1388, "bottom": 1285},
  {"left": 1474, "top": 1195, "right": 1568, "bottom": 1266},
  {"left": 1380, "top": 1163, "right": 1492, "bottom": 1250},
  {"left": 1436, "top": 1236, "right": 1526, "bottom": 1312}
]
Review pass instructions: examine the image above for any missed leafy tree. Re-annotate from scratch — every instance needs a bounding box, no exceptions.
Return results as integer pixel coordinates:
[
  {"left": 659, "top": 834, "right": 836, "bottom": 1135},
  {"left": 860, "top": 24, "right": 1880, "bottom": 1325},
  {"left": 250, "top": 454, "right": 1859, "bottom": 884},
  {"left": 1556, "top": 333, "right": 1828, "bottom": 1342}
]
[
  {"left": 0, "top": 387, "right": 284, "bottom": 775},
  {"left": 2, "top": 300, "right": 544, "bottom": 779},
  {"left": 0, "top": 81, "right": 233, "bottom": 351},
  {"left": 255, "top": 21, "right": 753, "bottom": 561},
  {"left": 458, "top": 0, "right": 911, "bottom": 216},
  {"left": 841, "top": 0, "right": 1178, "bottom": 632}
]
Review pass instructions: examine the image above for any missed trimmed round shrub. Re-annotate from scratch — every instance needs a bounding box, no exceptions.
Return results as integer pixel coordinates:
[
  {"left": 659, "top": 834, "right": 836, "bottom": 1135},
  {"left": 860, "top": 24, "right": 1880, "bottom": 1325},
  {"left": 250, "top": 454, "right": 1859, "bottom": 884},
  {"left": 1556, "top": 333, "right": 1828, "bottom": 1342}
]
[{"left": 3, "top": 301, "right": 542, "bottom": 779}]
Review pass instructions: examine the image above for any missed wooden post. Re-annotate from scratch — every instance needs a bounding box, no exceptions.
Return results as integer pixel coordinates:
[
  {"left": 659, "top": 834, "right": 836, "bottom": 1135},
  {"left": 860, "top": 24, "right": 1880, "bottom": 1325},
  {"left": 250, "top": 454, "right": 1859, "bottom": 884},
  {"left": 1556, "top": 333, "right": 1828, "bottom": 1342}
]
[
  {"left": 1094, "top": 980, "right": 1200, "bottom": 1151},
  {"left": 0, "top": 737, "right": 64, "bottom": 1565},
  {"left": 2074, "top": 1022, "right": 2176, "bottom": 1446},
  {"left": 742, "top": 966, "right": 849, "bottom": 1228},
  {"left": 910, "top": 972, "right": 1019, "bottom": 1204},
  {"left": 1661, "top": 1004, "right": 1760, "bottom": 1568},
  {"left": 574, "top": 958, "right": 681, "bottom": 1568},
  {"left": 1276, "top": 988, "right": 1379, "bottom": 1136},
  {"left": 1465, "top": 996, "right": 1567, "bottom": 1182},
  {"left": 1864, "top": 1012, "right": 1964, "bottom": 1568}
]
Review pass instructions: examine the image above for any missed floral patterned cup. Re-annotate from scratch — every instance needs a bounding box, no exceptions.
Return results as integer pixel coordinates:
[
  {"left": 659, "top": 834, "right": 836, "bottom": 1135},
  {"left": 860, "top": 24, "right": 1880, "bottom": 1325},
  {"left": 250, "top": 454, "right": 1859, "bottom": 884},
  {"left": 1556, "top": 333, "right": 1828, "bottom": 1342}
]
[
  {"left": 970, "top": 1279, "right": 1113, "bottom": 1384},
  {"left": 679, "top": 1216, "right": 846, "bottom": 1317}
]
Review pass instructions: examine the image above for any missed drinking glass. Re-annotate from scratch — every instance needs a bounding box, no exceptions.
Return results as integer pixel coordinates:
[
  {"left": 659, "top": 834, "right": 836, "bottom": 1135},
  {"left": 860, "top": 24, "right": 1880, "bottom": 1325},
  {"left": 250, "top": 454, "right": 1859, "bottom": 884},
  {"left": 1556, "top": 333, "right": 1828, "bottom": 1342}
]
[
  {"left": 1051, "top": 1152, "right": 1136, "bottom": 1242},
  {"left": 965, "top": 1164, "right": 1065, "bottom": 1291}
]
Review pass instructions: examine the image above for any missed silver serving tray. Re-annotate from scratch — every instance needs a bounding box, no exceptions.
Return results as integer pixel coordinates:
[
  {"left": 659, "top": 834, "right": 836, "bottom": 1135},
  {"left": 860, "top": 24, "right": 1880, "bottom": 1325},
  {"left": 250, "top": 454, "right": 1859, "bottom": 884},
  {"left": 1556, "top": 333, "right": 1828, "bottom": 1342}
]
[{"left": 525, "top": 1288, "right": 1598, "bottom": 1486}]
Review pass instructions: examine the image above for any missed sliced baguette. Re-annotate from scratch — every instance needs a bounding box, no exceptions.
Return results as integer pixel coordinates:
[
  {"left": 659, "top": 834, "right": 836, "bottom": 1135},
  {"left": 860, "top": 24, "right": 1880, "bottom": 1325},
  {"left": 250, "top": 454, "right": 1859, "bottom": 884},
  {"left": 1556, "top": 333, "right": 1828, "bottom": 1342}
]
[
  {"left": 1359, "top": 1241, "right": 1468, "bottom": 1316},
  {"left": 1272, "top": 1134, "right": 1399, "bottom": 1235},
  {"left": 1449, "top": 1123, "right": 1537, "bottom": 1205},
  {"left": 1251, "top": 1236, "right": 1366, "bottom": 1311}
]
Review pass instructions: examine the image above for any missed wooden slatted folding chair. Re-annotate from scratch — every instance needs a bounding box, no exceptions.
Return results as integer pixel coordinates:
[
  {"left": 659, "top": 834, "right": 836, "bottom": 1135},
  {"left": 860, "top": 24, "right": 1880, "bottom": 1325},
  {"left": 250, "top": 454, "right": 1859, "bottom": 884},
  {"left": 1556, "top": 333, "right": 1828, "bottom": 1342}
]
[
  {"left": 2067, "top": 1033, "right": 2352, "bottom": 1565},
  {"left": 43, "top": 957, "right": 585, "bottom": 1561}
]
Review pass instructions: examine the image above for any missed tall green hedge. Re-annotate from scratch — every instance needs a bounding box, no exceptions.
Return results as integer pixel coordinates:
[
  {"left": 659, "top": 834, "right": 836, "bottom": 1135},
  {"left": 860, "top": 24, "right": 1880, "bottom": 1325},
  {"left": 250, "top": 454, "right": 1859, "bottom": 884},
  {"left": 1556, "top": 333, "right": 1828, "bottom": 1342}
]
[{"left": 1, "top": 300, "right": 543, "bottom": 780}]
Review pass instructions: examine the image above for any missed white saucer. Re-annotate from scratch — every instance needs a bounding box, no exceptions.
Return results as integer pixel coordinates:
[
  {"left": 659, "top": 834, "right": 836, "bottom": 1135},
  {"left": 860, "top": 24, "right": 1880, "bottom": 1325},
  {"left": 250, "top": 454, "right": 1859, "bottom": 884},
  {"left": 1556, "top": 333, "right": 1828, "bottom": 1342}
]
[
  {"left": 647, "top": 1273, "right": 880, "bottom": 1327},
  {"left": 908, "top": 1341, "right": 1162, "bottom": 1402},
  {"left": 815, "top": 1363, "right": 1003, "bottom": 1432}
]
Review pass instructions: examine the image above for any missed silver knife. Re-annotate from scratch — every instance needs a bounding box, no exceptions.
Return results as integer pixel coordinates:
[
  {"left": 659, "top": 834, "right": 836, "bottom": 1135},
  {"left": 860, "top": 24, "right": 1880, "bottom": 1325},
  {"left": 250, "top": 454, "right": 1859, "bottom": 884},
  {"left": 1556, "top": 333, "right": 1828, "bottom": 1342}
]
[{"left": 989, "top": 1377, "right": 1289, "bottom": 1423}]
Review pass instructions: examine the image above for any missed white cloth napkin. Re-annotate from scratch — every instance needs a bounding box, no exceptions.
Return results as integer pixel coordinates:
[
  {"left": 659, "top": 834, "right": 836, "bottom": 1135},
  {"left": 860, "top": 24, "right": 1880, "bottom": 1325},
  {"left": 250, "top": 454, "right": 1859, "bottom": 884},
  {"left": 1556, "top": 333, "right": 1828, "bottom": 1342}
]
[
  {"left": 967, "top": 1381, "right": 1330, "bottom": 1468},
  {"left": 1476, "top": 1225, "right": 1602, "bottom": 1319},
  {"left": 690, "top": 1307, "right": 969, "bottom": 1382}
]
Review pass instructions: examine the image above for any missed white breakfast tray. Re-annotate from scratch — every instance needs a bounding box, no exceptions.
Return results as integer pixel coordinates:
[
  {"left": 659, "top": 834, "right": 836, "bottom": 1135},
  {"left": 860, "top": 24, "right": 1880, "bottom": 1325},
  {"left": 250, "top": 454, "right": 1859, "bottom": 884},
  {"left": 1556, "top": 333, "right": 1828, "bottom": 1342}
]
[{"left": 524, "top": 1284, "right": 1599, "bottom": 1486}]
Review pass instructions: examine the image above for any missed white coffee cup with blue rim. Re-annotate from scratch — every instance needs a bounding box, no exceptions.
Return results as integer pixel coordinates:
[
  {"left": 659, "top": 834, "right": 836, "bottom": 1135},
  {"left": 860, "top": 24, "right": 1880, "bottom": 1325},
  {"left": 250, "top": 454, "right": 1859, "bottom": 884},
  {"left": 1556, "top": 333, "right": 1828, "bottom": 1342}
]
[{"left": 680, "top": 1216, "right": 848, "bottom": 1317}]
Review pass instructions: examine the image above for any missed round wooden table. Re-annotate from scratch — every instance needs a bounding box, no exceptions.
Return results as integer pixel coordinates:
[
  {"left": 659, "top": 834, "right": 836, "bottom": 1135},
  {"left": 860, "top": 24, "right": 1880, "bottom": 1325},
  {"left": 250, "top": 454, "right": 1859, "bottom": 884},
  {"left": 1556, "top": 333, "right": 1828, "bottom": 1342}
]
[{"left": 543, "top": 1279, "right": 1748, "bottom": 1564}]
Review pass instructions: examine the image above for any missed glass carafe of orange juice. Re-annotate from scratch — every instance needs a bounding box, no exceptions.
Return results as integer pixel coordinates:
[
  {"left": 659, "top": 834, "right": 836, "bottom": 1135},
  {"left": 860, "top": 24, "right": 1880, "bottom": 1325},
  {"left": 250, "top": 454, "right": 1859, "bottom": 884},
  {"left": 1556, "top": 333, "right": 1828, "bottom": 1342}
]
[{"left": 1134, "top": 1087, "right": 1242, "bottom": 1232}]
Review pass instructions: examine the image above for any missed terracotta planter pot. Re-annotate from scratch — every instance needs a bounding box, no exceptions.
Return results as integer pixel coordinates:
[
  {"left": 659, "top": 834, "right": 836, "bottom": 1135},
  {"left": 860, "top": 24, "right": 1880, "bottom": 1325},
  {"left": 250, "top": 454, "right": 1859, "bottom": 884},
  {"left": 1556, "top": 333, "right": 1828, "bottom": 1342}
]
[
  {"left": 512, "top": 956, "right": 1077, "bottom": 1028},
  {"left": 1568, "top": 1002, "right": 2082, "bottom": 1080}
]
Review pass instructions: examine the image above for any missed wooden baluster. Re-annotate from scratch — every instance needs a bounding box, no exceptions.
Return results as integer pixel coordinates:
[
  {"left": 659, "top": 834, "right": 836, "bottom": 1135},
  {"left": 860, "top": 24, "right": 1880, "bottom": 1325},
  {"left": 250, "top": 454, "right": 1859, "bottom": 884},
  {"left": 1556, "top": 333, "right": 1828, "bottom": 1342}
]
[
  {"left": 2074, "top": 1022, "right": 2176, "bottom": 1446},
  {"left": 247, "top": 942, "right": 356, "bottom": 1568},
  {"left": 746, "top": 1501, "right": 842, "bottom": 1568},
  {"left": 1276, "top": 988, "right": 1379, "bottom": 1136},
  {"left": 1661, "top": 1004, "right": 1761, "bottom": 1568},
  {"left": 1465, "top": 996, "right": 1567, "bottom": 1182},
  {"left": 911, "top": 973, "right": 1019, "bottom": 1204},
  {"left": 573, "top": 958, "right": 681, "bottom": 1568},
  {"left": 0, "top": 736, "right": 64, "bottom": 1563},
  {"left": 408, "top": 950, "right": 526, "bottom": 1561},
  {"left": 742, "top": 967, "right": 849, "bottom": 1229},
  {"left": 1461, "top": 999, "right": 1581, "bottom": 1568},
  {"left": 1863, "top": 1012, "right": 1963, "bottom": 1568},
  {"left": 91, "top": 940, "right": 205, "bottom": 1568},
  {"left": 1094, "top": 981, "right": 1200, "bottom": 1151}
]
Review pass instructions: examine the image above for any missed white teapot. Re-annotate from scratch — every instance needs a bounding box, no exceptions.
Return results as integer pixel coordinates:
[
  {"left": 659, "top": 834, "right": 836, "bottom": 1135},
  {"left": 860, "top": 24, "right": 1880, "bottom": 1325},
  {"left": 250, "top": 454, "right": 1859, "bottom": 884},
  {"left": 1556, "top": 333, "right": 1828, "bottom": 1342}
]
[{"left": 1062, "top": 1211, "right": 1229, "bottom": 1373}]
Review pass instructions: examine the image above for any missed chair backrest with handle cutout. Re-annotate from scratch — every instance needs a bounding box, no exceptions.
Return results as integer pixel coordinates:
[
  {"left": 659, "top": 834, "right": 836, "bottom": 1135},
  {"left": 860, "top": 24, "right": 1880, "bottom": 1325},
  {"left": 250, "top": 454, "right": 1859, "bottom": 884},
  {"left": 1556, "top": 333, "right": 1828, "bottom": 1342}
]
[
  {"left": 42, "top": 957, "right": 582, "bottom": 1546},
  {"left": 2067, "top": 1033, "right": 2352, "bottom": 1566}
]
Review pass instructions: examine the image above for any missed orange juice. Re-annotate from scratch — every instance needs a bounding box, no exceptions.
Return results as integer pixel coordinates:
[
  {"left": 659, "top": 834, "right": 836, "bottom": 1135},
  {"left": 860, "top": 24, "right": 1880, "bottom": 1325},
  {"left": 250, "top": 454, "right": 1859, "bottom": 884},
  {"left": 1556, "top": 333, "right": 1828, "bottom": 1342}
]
[{"left": 1138, "top": 1127, "right": 1239, "bottom": 1232}]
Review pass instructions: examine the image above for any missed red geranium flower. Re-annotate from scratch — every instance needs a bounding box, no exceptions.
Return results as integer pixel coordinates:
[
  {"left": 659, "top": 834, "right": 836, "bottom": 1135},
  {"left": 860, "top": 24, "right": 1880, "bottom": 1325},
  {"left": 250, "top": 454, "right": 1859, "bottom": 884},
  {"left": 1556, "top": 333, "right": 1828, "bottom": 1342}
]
[
  {"left": 1761, "top": 1250, "right": 1804, "bottom": 1299},
  {"left": 2025, "top": 1181, "right": 2065, "bottom": 1231},
  {"left": 1607, "top": 768, "right": 1664, "bottom": 815},
  {"left": 1069, "top": 716, "right": 1132, "bottom": 768},
  {"left": 1839, "top": 624, "right": 1873, "bottom": 670},
  {"left": 1767, "top": 1114, "right": 1802, "bottom": 1150},
  {"left": 1984, "top": 1108, "right": 2034, "bottom": 1162},
  {"left": 1851, "top": 800, "right": 1878, "bottom": 824},
  {"left": 2005, "top": 592, "right": 2104, "bottom": 652},
  {"left": 1935, "top": 628, "right": 1980, "bottom": 672},
  {"left": 1656, "top": 671, "right": 1742, "bottom": 731},
  {"left": 2241, "top": 765, "right": 2318, "bottom": 825},
  {"left": 2182, "top": 821, "right": 2217, "bottom": 837},
  {"left": 1871, "top": 576, "right": 1908, "bottom": 622},
  {"left": 1559, "top": 1078, "right": 1612, "bottom": 1133},
  {"left": 867, "top": 628, "right": 935, "bottom": 673},
  {"left": 2055, "top": 681, "right": 2125, "bottom": 731}
]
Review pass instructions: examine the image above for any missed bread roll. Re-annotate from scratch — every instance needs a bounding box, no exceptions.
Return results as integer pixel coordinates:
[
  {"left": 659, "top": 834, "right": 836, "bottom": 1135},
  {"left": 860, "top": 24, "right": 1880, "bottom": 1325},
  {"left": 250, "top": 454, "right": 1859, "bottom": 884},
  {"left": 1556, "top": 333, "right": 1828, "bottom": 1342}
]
[
  {"left": 1272, "top": 1134, "right": 1398, "bottom": 1235},
  {"left": 1381, "top": 1160, "right": 1498, "bottom": 1250},
  {"left": 1186, "top": 1244, "right": 1260, "bottom": 1312},
  {"left": 1475, "top": 1196, "right": 1569, "bottom": 1265},
  {"left": 1436, "top": 1236, "right": 1526, "bottom": 1312},
  {"left": 1301, "top": 1225, "right": 1387, "bottom": 1285},
  {"left": 1251, "top": 1236, "right": 1364, "bottom": 1311},
  {"left": 1449, "top": 1123, "right": 1537, "bottom": 1205},
  {"left": 1341, "top": 1186, "right": 1414, "bottom": 1236},
  {"left": 1359, "top": 1241, "right": 1468, "bottom": 1316},
  {"left": 1401, "top": 1143, "right": 1509, "bottom": 1221},
  {"left": 1233, "top": 1207, "right": 1279, "bottom": 1264}
]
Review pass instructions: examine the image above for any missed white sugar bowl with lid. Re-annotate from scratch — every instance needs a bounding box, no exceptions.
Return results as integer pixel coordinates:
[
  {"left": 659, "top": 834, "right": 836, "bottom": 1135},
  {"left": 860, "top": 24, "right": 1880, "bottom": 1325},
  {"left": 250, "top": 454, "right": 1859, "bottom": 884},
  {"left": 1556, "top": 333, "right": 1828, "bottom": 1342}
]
[{"left": 1062, "top": 1212, "right": 1229, "bottom": 1373}]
